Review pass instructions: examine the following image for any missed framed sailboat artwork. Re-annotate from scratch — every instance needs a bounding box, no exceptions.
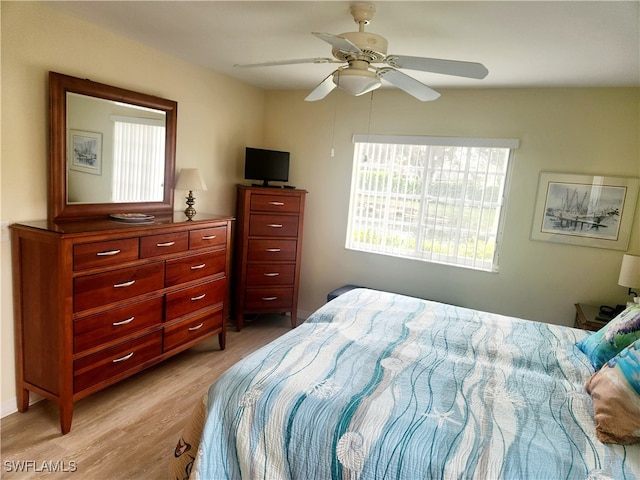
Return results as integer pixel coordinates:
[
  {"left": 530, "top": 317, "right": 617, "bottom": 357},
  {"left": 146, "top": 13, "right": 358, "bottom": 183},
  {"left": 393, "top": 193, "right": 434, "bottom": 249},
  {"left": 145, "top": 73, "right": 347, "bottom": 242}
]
[{"left": 531, "top": 172, "right": 639, "bottom": 250}]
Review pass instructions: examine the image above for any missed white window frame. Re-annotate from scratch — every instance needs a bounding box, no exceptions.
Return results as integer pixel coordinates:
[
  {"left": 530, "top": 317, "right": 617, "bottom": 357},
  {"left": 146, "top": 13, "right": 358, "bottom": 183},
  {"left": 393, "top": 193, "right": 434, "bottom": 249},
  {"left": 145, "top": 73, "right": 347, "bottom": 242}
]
[{"left": 346, "top": 134, "right": 519, "bottom": 272}]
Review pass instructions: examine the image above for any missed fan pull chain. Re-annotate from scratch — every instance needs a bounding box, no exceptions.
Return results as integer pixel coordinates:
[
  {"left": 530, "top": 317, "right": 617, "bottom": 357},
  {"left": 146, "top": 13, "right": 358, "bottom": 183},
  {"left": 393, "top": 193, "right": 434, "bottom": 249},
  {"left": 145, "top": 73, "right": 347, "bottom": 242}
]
[
  {"left": 366, "top": 90, "right": 374, "bottom": 141},
  {"left": 330, "top": 75, "right": 340, "bottom": 157},
  {"left": 362, "top": 90, "right": 375, "bottom": 162}
]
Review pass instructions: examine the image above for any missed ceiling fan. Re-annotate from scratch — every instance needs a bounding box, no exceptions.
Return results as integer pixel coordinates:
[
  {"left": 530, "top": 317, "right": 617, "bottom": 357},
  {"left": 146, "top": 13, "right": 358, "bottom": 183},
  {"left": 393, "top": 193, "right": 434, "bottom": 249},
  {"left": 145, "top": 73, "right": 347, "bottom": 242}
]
[{"left": 234, "top": 3, "right": 489, "bottom": 102}]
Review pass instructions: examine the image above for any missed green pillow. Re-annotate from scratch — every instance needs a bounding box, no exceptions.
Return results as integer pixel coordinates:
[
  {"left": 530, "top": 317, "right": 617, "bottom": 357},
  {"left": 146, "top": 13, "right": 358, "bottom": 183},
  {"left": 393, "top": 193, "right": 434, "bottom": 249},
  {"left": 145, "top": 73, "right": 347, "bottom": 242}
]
[{"left": 576, "top": 304, "right": 640, "bottom": 370}]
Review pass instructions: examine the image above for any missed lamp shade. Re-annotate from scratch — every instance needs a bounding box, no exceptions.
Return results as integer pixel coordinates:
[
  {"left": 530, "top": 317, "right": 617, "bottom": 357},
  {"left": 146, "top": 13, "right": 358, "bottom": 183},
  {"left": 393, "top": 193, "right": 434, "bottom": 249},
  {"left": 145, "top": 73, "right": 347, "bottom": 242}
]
[
  {"left": 333, "top": 69, "right": 381, "bottom": 96},
  {"left": 175, "top": 168, "right": 207, "bottom": 192},
  {"left": 618, "top": 254, "right": 640, "bottom": 288}
]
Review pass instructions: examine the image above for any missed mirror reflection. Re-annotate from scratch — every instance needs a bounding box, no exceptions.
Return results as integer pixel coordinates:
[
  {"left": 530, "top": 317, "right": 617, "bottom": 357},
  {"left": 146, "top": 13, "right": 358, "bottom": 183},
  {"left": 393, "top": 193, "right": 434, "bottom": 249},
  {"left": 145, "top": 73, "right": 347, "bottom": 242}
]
[{"left": 67, "top": 93, "right": 167, "bottom": 204}]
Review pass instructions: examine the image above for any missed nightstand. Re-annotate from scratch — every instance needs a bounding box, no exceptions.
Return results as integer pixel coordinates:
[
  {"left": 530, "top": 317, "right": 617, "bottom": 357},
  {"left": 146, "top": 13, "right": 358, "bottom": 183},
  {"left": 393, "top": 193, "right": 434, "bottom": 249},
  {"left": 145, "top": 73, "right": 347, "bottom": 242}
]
[{"left": 574, "top": 303, "right": 608, "bottom": 331}]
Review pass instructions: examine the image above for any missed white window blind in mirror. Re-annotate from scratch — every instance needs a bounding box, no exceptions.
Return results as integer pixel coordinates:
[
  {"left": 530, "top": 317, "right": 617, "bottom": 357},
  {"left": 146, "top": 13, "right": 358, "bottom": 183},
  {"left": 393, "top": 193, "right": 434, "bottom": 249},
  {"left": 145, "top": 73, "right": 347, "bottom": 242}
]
[
  {"left": 111, "top": 116, "right": 165, "bottom": 203},
  {"left": 346, "top": 135, "right": 519, "bottom": 272}
]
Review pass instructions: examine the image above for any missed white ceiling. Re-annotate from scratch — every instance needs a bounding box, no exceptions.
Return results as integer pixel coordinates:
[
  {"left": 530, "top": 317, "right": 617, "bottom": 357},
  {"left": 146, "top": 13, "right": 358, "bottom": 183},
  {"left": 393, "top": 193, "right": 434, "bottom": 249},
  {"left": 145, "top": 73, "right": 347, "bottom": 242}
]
[{"left": 46, "top": 1, "right": 640, "bottom": 94}]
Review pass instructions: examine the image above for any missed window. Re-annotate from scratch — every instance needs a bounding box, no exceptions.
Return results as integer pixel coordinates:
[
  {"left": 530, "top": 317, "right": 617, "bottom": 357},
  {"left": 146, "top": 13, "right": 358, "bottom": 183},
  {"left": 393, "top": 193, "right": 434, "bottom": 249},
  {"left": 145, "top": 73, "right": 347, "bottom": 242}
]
[
  {"left": 111, "top": 116, "right": 166, "bottom": 202},
  {"left": 346, "top": 135, "right": 519, "bottom": 272}
]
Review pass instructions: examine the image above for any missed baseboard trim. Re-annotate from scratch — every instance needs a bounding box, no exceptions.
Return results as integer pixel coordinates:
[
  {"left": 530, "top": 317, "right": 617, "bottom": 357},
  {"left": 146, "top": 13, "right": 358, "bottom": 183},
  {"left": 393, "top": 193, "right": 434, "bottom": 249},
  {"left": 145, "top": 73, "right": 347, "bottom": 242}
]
[{"left": 1, "top": 394, "right": 44, "bottom": 419}]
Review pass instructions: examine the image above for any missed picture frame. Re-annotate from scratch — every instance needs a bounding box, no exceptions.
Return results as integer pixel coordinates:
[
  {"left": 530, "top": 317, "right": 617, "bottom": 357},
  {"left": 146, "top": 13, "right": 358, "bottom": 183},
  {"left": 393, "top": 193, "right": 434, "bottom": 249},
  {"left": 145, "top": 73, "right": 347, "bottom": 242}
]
[
  {"left": 531, "top": 172, "right": 639, "bottom": 250},
  {"left": 68, "top": 129, "right": 102, "bottom": 175}
]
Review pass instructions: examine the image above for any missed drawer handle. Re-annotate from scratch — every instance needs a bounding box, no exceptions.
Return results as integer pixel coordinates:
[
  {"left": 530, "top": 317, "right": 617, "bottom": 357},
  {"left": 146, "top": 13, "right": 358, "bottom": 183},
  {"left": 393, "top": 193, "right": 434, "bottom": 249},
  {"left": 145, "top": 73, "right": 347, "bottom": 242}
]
[
  {"left": 156, "top": 241, "right": 175, "bottom": 247},
  {"left": 188, "top": 323, "right": 204, "bottom": 331},
  {"left": 191, "top": 263, "right": 206, "bottom": 270},
  {"left": 112, "top": 352, "right": 134, "bottom": 363},
  {"left": 191, "top": 293, "right": 206, "bottom": 301},
  {"left": 267, "top": 224, "right": 283, "bottom": 228},
  {"left": 97, "top": 249, "right": 121, "bottom": 256},
  {"left": 113, "top": 280, "right": 136, "bottom": 288},
  {"left": 201, "top": 235, "right": 217, "bottom": 240},
  {"left": 269, "top": 201, "right": 285, "bottom": 206},
  {"left": 112, "top": 316, "right": 135, "bottom": 326},
  {"left": 265, "top": 248, "right": 281, "bottom": 252},
  {"left": 264, "top": 272, "right": 280, "bottom": 277},
  {"left": 262, "top": 296, "right": 278, "bottom": 301}
]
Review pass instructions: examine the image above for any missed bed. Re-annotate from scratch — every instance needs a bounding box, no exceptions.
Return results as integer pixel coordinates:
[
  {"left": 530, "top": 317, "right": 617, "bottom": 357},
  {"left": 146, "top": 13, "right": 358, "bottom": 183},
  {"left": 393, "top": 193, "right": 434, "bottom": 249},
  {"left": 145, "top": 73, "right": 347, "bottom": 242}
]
[{"left": 170, "top": 288, "right": 640, "bottom": 480}]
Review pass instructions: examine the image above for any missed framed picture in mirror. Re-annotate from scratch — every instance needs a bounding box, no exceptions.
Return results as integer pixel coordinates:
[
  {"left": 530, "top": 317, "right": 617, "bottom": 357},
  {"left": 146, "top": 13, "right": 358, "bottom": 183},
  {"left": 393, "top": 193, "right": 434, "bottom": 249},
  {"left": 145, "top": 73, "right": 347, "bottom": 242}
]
[{"left": 69, "top": 129, "right": 102, "bottom": 175}]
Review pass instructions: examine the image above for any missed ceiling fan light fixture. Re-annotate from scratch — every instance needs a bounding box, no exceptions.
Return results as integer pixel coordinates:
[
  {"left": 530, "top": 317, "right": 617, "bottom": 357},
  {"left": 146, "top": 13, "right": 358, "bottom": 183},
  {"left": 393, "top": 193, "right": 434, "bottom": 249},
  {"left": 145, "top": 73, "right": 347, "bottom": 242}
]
[
  {"left": 333, "top": 69, "right": 381, "bottom": 96},
  {"left": 237, "top": 2, "right": 489, "bottom": 102}
]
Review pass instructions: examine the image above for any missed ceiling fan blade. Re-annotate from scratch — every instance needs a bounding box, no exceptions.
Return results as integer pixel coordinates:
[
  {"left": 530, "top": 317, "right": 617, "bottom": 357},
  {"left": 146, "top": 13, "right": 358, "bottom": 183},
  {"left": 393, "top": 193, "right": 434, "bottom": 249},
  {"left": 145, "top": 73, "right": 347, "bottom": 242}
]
[
  {"left": 312, "top": 32, "right": 361, "bottom": 54},
  {"left": 386, "top": 55, "right": 488, "bottom": 79},
  {"left": 378, "top": 68, "right": 441, "bottom": 101},
  {"left": 304, "top": 72, "right": 338, "bottom": 102},
  {"left": 234, "top": 58, "right": 341, "bottom": 68}
]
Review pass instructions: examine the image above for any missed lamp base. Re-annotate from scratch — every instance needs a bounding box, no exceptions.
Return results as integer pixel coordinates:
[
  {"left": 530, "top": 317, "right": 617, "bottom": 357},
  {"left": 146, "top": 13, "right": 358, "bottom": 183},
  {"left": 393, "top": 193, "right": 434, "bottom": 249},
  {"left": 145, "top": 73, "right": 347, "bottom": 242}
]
[{"left": 184, "top": 192, "right": 196, "bottom": 220}]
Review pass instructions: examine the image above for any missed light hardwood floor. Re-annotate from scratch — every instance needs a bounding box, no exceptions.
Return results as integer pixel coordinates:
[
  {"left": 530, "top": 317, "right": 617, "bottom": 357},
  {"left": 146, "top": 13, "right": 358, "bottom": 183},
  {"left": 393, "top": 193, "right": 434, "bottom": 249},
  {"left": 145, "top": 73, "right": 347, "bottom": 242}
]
[{"left": 1, "top": 315, "right": 293, "bottom": 479}]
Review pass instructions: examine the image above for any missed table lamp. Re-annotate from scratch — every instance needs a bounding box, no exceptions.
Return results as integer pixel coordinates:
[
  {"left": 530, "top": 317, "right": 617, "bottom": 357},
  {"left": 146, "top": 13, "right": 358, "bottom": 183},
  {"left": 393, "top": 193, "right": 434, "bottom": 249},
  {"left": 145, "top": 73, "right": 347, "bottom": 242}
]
[
  {"left": 175, "top": 168, "right": 207, "bottom": 220},
  {"left": 618, "top": 253, "right": 640, "bottom": 303}
]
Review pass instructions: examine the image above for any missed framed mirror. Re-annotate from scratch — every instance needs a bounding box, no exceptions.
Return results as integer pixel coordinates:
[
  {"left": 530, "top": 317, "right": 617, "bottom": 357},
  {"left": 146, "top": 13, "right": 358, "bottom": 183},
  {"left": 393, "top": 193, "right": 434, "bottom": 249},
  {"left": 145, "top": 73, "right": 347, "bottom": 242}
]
[{"left": 49, "top": 71, "right": 177, "bottom": 221}]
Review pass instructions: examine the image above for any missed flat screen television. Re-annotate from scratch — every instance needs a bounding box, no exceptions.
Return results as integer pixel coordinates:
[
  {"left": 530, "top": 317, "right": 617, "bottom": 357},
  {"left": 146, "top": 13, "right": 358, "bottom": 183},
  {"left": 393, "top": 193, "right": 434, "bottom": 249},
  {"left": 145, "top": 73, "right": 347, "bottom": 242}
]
[{"left": 244, "top": 147, "right": 290, "bottom": 187}]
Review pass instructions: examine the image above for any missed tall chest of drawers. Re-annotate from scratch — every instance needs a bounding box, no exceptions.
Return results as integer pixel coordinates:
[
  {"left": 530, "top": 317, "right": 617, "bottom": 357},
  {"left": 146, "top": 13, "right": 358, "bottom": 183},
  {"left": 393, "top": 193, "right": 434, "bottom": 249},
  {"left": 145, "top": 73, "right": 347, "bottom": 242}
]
[
  {"left": 10, "top": 212, "right": 232, "bottom": 434},
  {"left": 234, "top": 185, "right": 307, "bottom": 330}
]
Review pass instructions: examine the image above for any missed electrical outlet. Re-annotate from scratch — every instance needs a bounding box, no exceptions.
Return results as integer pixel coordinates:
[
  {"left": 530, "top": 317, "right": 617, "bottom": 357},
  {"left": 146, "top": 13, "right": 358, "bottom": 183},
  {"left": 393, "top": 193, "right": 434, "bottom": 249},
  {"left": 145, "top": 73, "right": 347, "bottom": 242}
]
[{"left": 1, "top": 221, "right": 10, "bottom": 242}]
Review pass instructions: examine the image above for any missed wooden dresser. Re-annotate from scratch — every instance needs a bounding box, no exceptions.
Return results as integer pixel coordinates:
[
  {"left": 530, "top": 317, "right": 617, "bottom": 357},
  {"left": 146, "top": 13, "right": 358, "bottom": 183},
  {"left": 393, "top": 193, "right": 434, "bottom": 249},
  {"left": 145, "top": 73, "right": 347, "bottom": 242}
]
[
  {"left": 10, "top": 212, "right": 232, "bottom": 434},
  {"left": 234, "top": 185, "right": 307, "bottom": 330}
]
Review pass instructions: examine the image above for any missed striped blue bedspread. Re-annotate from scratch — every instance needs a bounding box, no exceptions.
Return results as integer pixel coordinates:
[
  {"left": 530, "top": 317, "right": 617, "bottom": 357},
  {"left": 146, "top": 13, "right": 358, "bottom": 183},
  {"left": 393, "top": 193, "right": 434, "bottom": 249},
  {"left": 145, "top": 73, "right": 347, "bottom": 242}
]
[{"left": 193, "top": 289, "right": 639, "bottom": 479}]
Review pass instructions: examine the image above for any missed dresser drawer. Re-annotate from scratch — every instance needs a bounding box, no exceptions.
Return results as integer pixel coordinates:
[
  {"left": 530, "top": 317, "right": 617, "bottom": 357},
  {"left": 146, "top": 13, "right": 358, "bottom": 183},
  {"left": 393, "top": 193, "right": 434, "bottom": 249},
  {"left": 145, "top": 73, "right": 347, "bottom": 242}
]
[
  {"left": 73, "top": 238, "right": 139, "bottom": 271},
  {"left": 165, "top": 250, "right": 226, "bottom": 287},
  {"left": 246, "top": 263, "right": 295, "bottom": 286},
  {"left": 74, "top": 262, "right": 165, "bottom": 312},
  {"left": 189, "top": 226, "right": 227, "bottom": 250},
  {"left": 247, "top": 239, "right": 297, "bottom": 262},
  {"left": 74, "top": 297, "right": 163, "bottom": 354},
  {"left": 140, "top": 232, "right": 188, "bottom": 258},
  {"left": 165, "top": 277, "right": 226, "bottom": 321},
  {"left": 163, "top": 310, "right": 223, "bottom": 352},
  {"left": 250, "top": 194, "right": 300, "bottom": 213},
  {"left": 245, "top": 287, "right": 294, "bottom": 310},
  {"left": 249, "top": 214, "right": 299, "bottom": 237},
  {"left": 74, "top": 330, "right": 162, "bottom": 393}
]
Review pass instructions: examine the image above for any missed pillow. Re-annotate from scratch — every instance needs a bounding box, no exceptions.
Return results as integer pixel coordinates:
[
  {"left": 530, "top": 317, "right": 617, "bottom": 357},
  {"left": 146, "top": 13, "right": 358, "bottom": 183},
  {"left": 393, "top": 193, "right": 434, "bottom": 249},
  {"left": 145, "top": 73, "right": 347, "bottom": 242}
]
[
  {"left": 584, "top": 339, "right": 640, "bottom": 444},
  {"left": 576, "top": 304, "right": 640, "bottom": 370}
]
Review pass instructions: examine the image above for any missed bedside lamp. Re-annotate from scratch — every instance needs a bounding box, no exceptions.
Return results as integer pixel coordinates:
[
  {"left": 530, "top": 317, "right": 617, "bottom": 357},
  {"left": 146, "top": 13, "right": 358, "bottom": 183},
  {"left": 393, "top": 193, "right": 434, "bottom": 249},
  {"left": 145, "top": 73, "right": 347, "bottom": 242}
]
[
  {"left": 618, "top": 254, "right": 640, "bottom": 303},
  {"left": 175, "top": 168, "right": 207, "bottom": 220}
]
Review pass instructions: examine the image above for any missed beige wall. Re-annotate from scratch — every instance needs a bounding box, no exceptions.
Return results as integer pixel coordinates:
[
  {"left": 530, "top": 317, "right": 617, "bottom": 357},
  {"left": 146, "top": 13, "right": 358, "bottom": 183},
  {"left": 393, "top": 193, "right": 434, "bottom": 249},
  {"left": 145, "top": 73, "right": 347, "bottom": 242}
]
[
  {"left": 0, "top": 2, "right": 265, "bottom": 415},
  {"left": 264, "top": 87, "right": 640, "bottom": 323}
]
